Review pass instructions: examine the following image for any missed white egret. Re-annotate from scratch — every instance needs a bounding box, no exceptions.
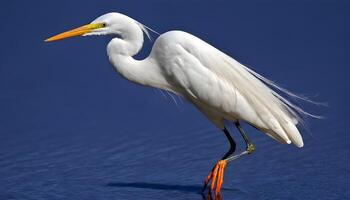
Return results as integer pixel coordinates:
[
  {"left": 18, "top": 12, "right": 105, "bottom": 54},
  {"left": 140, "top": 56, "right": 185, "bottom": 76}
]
[{"left": 45, "top": 12, "right": 316, "bottom": 197}]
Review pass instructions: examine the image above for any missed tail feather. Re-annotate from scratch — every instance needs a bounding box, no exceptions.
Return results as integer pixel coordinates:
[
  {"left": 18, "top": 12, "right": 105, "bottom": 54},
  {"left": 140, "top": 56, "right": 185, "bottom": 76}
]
[
  {"left": 267, "top": 117, "right": 291, "bottom": 144},
  {"left": 281, "top": 120, "right": 304, "bottom": 147}
]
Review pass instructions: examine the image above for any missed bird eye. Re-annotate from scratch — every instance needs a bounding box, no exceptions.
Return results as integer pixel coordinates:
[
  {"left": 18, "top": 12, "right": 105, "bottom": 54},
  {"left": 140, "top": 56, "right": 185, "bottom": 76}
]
[{"left": 102, "top": 23, "right": 107, "bottom": 27}]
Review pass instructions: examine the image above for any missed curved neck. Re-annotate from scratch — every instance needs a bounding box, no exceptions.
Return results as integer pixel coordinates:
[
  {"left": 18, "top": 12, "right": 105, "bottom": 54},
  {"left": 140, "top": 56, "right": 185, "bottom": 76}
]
[
  {"left": 106, "top": 25, "right": 170, "bottom": 90},
  {"left": 107, "top": 21, "right": 144, "bottom": 56},
  {"left": 109, "top": 55, "right": 167, "bottom": 88}
]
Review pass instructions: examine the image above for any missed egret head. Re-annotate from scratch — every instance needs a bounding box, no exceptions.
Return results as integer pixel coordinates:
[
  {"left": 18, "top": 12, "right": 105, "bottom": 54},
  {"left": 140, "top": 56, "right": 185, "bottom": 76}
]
[{"left": 45, "top": 12, "right": 148, "bottom": 42}]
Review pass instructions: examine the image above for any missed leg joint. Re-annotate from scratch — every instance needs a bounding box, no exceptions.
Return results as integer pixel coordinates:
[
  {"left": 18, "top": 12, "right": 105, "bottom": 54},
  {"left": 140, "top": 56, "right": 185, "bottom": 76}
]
[{"left": 247, "top": 143, "right": 255, "bottom": 154}]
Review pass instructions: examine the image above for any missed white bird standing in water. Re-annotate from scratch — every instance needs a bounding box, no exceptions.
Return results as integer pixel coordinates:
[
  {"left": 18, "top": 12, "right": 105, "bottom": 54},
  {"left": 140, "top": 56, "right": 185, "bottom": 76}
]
[{"left": 46, "top": 12, "right": 316, "bottom": 197}]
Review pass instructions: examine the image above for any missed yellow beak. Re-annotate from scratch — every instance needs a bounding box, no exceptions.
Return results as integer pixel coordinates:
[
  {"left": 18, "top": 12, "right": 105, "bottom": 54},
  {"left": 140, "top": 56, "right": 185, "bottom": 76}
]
[{"left": 45, "top": 23, "right": 104, "bottom": 42}]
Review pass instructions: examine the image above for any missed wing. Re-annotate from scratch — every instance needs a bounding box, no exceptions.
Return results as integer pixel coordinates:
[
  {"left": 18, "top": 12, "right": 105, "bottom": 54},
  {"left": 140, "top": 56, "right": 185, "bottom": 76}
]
[{"left": 158, "top": 31, "right": 305, "bottom": 147}]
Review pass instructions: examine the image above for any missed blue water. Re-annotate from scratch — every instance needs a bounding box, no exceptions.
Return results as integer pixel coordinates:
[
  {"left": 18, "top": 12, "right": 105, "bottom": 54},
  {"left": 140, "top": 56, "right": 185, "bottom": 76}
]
[
  {"left": 1, "top": 1, "right": 350, "bottom": 200},
  {"left": 1, "top": 117, "right": 349, "bottom": 199}
]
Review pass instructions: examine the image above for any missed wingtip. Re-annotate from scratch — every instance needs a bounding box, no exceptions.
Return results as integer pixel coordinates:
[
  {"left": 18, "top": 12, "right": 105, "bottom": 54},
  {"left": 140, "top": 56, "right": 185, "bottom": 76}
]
[{"left": 296, "top": 142, "right": 304, "bottom": 148}]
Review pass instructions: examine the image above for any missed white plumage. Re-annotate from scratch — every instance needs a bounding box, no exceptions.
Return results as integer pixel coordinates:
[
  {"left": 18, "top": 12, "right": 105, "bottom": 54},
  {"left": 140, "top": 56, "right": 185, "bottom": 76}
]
[
  {"left": 150, "top": 31, "right": 304, "bottom": 147},
  {"left": 91, "top": 12, "right": 309, "bottom": 147},
  {"left": 45, "top": 12, "right": 320, "bottom": 196},
  {"left": 46, "top": 12, "right": 314, "bottom": 148}
]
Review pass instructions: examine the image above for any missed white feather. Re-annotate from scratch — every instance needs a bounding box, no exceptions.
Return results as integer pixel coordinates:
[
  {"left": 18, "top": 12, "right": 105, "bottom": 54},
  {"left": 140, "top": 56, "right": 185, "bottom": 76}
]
[
  {"left": 85, "top": 13, "right": 317, "bottom": 147},
  {"left": 149, "top": 30, "right": 315, "bottom": 147}
]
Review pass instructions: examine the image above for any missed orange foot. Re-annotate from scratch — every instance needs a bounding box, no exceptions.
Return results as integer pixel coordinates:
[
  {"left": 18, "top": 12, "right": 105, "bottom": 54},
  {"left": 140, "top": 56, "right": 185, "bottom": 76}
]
[{"left": 202, "top": 160, "right": 227, "bottom": 197}]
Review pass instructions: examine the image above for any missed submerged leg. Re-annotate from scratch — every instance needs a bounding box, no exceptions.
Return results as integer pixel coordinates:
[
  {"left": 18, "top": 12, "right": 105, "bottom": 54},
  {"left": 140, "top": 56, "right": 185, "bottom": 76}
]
[{"left": 202, "top": 127, "right": 236, "bottom": 197}]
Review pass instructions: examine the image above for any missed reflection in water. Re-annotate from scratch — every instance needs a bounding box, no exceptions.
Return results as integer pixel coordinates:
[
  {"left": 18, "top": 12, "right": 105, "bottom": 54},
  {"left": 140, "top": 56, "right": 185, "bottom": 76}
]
[
  {"left": 201, "top": 191, "right": 222, "bottom": 200},
  {"left": 106, "top": 182, "right": 240, "bottom": 199},
  {"left": 106, "top": 182, "right": 202, "bottom": 194}
]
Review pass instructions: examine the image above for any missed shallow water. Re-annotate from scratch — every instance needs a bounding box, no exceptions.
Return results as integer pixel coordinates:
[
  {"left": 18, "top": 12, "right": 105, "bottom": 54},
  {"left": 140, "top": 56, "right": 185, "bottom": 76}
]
[
  {"left": 1, "top": 1, "right": 350, "bottom": 199},
  {"left": 1, "top": 117, "right": 349, "bottom": 200}
]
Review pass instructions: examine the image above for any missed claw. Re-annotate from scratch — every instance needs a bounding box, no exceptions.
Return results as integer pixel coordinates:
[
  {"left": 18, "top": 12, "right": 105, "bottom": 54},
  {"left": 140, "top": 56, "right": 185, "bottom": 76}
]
[
  {"left": 202, "top": 160, "right": 227, "bottom": 197},
  {"left": 209, "top": 163, "right": 219, "bottom": 192},
  {"left": 206, "top": 191, "right": 213, "bottom": 200},
  {"left": 215, "top": 192, "right": 222, "bottom": 200},
  {"left": 215, "top": 162, "right": 225, "bottom": 195},
  {"left": 202, "top": 169, "right": 214, "bottom": 193}
]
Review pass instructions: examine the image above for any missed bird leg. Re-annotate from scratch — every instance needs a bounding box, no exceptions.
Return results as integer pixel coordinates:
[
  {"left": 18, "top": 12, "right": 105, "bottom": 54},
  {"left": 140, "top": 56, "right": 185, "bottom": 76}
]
[
  {"left": 225, "top": 122, "right": 255, "bottom": 162},
  {"left": 202, "top": 122, "right": 255, "bottom": 197},
  {"left": 202, "top": 127, "right": 236, "bottom": 197}
]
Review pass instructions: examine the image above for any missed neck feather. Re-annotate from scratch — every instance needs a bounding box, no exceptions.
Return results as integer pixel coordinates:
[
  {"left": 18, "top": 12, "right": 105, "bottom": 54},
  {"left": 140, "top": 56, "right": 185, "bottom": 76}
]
[
  {"left": 107, "top": 19, "right": 144, "bottom": 57},
  {"left": 109, "top": 54, "right": 170, "bottom": 90},
  {"left": 106, "top": 25, "right": 170, "bottom": 90}
]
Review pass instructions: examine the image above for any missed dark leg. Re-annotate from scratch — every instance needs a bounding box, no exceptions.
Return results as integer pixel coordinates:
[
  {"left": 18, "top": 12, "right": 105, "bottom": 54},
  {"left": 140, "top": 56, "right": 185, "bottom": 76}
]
[
  {"left": 202, "top": 127, "right": 236, "bottom": 196},
  {"left": 234, "top": 121, "right": 255, "bottom": 154},
  {"left": 222, "top": 127, "right": 236, "bottom": 159},
  {"left": 225, "top": 121, "right": 255, "bottom": 162},
  {"left": 202, "top": 122, "right": 256, "bottom": 197}
]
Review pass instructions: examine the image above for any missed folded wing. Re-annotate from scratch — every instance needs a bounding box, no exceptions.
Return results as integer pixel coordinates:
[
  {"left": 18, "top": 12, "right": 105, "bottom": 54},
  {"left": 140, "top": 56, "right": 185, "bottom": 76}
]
[{"left": 164, "top": 32, "right": 306, "bottom": 147}]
